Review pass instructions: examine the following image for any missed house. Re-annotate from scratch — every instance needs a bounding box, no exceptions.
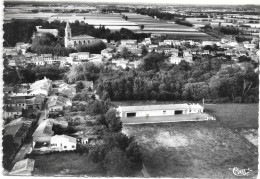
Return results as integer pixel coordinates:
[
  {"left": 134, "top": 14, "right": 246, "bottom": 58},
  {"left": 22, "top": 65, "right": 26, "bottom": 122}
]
[
  {"left": 101, "top": 48, "right": 114, "bottom": 59},
  {"left": 50, "top": 135, "right": 77, "bottom": 151},
  {"left": 58, "top": 83, "right": 76, "bottom": 98},
  {"left": 183, "top": 50, "right": 193, "bottom": 61},
  {"left": 12, "top": 87, "right": 29, "bottom": 97},
  {"left": 164, "top": 40, "right": 173, "bottom": 46},
  {"left": 4, "top": 98, "right": 27, "bottom": 109},
  {"left": 3, "top": 106, "right": 23, "bottom": 119},
  {"left": 4, "top": 87, "right": 14, "bottom": 95},
  {"left": 3, "top": 47, "right": 18, "bottom": 56},
  {"left": 26, "top": 95, "right": 44, "bottom": 110},
  {"left": 9, "top": 158, "right": 35, "bottom": 176},
  {"left": 121, "top": 39, "right": 137, "bottom": 46},
  {"left": 202, "top": 50, "right": 210, "bottom": 55},
  {"left": 191, "top": 49, "right": 198, "bottom": 55},
  {"left": 244, "top": 43, "right": 256, "bottom": 49},
  {"left": 112, "top": 59, "right": 128, "bottom": 69},
  {"left": 5, "top": 117, "right": 35, "bottom": 127},
  {"left": 8, "top": 59, "right": 18, "bottom": 67},
  {"left": 72, "top": 127, "right": 98, "bottom": 145},
  {"left": 117, "top": 103, "right": 204, "bottom": 118},
  {"left": 29, "top": 77, "right": 52, "bottom": 97},
  {"left": 225, "top": 49, "right": 234, "bottom": 56},
  {"left": 89, "top": 54, "right": 103, "bottom": 64},
  {"left": 202, "top": 41, "right": 213, "bottom": 46},
  {"left": 128, "top": 60, "right": 141, "bottom": 69},
  {"left": 4, "top": 121, "right": 32, "bottom": 148},
  {"left": 32, "top": 119, "right": 54, "bottom": 143},
  {"left": 158, "top": 42, "right": 165, "bottom": 46},
  {"left": 129, "top": 48, "right": 143, "bottom": 56},
  {"left": 78, "top": 52, "right": 90, "bottom": 60},
  {"left": 47, "top": 95, "right": 72, "bottom": 112},
  {"left": 169, "top": 56, "right": 183, "bottom": 65}
]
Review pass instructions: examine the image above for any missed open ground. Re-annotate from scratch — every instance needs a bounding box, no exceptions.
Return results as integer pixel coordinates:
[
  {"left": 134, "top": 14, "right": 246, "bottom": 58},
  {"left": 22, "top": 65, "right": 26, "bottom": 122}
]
[
  {"left": 123, "top": 121, "right": 258, "bottom": 178},
  {"left": 122, "top": 103, "right": 258, "bottom": 177}
]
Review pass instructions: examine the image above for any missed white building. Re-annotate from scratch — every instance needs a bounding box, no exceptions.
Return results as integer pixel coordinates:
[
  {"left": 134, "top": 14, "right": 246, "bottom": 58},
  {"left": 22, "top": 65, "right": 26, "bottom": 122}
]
[
  {"left": 170, "top": 56, "right": 183, "bottom": 64},
  {"left": 121, "top": 39, "right": 137, "bottom": 46},
  {"left": 117, "top": 103, "right": 204, "bottom": 118},
  {"left": 50, "top": 135, "right": 77, "bottom": 151},
  {"left": 29, "top": 77, "right": 52, "bottom": 97},
  {"left": 244, "top": 43, "right": 256, "bottom": 49},
  {"left": 78, "top": 52, "right": 90, "bottom": 60}
]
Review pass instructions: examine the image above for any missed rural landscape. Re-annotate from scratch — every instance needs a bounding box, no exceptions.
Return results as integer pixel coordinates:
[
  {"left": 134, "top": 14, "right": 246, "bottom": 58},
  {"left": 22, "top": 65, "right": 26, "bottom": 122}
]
[{"left": 2, "top": 0, "right": 259, "bottom": 178}]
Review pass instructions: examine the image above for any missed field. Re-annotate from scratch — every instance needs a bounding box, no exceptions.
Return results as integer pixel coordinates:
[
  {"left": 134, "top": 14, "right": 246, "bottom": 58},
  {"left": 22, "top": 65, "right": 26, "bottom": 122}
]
[
  {"left": 204, "top": 103, "right": 258, "bottom": 129},
  {"left": 123, "top": 121, "right": 258, "bottom": 178},
  {"left": 29, "top": 152, "right": 105, "bottom": 176}
]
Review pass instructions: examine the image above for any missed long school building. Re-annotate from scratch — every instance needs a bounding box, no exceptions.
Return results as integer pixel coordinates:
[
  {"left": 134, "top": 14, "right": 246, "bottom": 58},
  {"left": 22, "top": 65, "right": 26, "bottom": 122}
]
[{"left": 117, "top": 103, "right": 204, "bottom": 118}]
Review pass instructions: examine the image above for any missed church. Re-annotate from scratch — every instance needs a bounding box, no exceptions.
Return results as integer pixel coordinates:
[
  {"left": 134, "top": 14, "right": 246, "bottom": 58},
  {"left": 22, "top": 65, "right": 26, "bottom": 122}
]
[{"left": 64, "top": 21, "right": 98, "bottom": 48}]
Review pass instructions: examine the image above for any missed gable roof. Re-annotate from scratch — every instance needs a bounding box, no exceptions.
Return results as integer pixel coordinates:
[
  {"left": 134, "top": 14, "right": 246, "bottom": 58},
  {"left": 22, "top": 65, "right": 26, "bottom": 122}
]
[
  {"left": 4, "top": 122, "right": 31, "bottom": 139},
  {"left": 10, "top": 158, "right": 35, "bottom": 175},
  {"left": 52, "top": 134, "right": 77, "bottom": 143},
  {"left": 4, "top": 106, "right": 23, "bottom": 113},
  {"left": 33, "top": 119, "right": 54, "bottom": 137}
]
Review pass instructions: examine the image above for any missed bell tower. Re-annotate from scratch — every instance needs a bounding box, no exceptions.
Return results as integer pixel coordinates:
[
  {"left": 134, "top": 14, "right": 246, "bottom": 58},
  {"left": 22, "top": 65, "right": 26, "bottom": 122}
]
[{"left": 65, "top": 21, "right": 71, "bottom": 48}]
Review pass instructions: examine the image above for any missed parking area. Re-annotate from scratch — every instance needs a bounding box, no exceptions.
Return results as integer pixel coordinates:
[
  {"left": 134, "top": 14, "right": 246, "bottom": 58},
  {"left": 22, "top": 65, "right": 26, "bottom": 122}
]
[{"left": 122, "top": 113, "right": 214, "bottom": 125}]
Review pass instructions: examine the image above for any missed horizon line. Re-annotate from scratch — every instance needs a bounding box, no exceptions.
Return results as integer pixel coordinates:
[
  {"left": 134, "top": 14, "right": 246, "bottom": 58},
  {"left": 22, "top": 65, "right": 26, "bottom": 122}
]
[{"left": 4, "top": 0, "right": 260, "bottom": 6}]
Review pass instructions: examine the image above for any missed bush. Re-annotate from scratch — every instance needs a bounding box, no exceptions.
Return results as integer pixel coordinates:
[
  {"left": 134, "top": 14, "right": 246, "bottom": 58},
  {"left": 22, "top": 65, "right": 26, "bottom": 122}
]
[{"left": 233, "top": 96, "right": 242, "bottom": 103}]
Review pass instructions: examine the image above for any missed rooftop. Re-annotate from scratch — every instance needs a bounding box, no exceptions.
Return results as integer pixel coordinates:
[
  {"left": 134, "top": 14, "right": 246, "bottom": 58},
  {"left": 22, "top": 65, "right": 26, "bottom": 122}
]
[
  {"left": 10, "top": 158, "right": 35, "bottom": 175},
  {"left": 118, "top": 103, "right": 203, "bottom": 112}
]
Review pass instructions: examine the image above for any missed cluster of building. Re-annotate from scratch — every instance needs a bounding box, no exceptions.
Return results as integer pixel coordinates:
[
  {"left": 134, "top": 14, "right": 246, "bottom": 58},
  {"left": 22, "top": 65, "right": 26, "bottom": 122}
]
[{"left": 3, "top": 77, "right": 92, "bottom": 175}]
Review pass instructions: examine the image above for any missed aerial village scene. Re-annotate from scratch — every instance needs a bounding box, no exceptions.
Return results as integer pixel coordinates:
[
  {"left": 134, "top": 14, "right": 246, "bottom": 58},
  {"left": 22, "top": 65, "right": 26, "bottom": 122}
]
[{"left": 2, "top": 0, "right": 259, "bottom": 178}]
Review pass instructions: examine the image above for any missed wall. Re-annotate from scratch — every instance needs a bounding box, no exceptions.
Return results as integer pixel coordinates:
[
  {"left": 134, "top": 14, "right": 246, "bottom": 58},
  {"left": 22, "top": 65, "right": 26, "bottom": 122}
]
[{"left": 121, "top": 109, "right": 189, "bottom": 118}]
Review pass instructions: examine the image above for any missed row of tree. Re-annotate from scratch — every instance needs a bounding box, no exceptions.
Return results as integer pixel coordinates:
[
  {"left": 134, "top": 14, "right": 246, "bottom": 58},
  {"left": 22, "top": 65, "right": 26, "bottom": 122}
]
[{"left": 95, "top": 52, "right": 258, "bottom": 103}]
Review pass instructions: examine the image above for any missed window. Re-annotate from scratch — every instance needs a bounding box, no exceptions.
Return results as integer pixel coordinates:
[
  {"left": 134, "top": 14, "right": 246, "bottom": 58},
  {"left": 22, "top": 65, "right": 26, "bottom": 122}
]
[
  {"left": 64, "top": 146, "right": 67, "bottom": 149},
  {"left": 163, "top": 111, "right": 166, "bottom": 114},
  {"left": 72, "top": 145, "right": 75, "bottom": 148}
]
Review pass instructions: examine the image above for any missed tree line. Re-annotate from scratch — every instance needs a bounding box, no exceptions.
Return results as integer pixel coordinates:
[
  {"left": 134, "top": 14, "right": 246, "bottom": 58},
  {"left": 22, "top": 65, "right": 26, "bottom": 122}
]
[{"left": 95, "top": 52, "right": 258, "bottom": 103}]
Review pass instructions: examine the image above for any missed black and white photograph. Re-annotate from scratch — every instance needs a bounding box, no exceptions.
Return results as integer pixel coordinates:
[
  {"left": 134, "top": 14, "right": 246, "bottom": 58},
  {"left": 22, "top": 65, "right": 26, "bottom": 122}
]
[{"left": 1, "top": 0, "right": 259, "bottom": 177}]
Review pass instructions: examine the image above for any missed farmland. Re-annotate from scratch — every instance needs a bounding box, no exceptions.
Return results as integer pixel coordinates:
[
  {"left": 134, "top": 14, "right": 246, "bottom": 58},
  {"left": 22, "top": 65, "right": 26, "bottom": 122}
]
[
  {"left": 4, "top": 6, "right": 217, "bottom": 41},
  {"left": 123, "top": 121, "right": 258, "bottom": 178},
  {"left": 204, "top": 103, "right": 258, "bottom": 129}
]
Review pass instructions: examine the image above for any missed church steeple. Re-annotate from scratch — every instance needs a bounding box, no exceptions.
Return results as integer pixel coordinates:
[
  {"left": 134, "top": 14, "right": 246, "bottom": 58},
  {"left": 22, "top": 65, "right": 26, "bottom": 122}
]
[{"left": 65, "top": 21, "right": 71, "bottom": 48}]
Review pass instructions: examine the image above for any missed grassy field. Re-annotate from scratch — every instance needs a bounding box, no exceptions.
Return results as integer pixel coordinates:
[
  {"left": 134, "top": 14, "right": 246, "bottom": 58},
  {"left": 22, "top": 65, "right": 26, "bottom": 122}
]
[
  {"left": 123, "top": 121, "right": 258, "bottom": 178},
  {"left": 204, "top": 103, "right": 258, "bottom": 129},
  {"left": 29, "top": 152, "right": 105, "bottom": 176}
]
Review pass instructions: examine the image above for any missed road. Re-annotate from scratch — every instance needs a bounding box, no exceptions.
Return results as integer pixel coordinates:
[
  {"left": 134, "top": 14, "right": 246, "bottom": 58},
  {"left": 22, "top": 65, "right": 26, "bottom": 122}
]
[{"left": 38, "top": 110, "right": 49, "bottom": 125}]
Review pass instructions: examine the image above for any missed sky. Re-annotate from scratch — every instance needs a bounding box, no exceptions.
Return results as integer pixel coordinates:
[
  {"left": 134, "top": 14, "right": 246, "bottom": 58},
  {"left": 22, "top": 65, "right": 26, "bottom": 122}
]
[{"left": 4, "top": 0, "right": 260, "bottom": 5}]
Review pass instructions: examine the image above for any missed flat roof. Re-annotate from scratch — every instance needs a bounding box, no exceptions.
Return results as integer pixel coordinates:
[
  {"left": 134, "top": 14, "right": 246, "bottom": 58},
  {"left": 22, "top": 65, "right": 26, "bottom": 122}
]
[
  {"left": 118, "top": 103, "right": 204, "bottom": 112},
  {"left": 119, "top": 104, "right": 190, "bottom": 112}
]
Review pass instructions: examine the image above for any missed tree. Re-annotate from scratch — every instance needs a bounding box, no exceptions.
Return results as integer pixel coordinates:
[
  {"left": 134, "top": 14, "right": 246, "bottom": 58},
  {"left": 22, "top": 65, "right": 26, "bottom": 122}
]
[
  {"left": 104, "top": 147, "right": 132, "bottom": 176},
  {"left": 140, "top": 52, "right": 166, "bottom": 71},
  {"left": 105, "top": 109, "right": 122, "bottom": 133},
  {"left": 76, "top": 81, "right": 85, "bottom": 92},
  {"left": 3, "top": 135, "right": 16, "bottom": 171}
]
